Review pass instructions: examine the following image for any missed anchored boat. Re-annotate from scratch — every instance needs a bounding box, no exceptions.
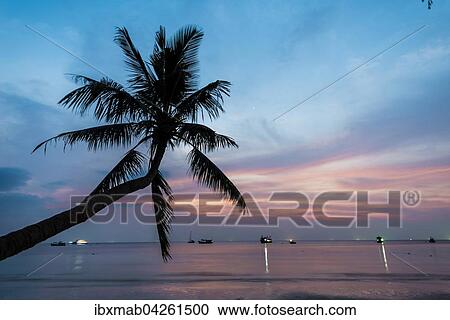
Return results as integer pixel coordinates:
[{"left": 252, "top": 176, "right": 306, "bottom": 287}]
[
  {"left": 50, "top": 241, "right": 66, "bottom": 246},
  {"left": 69, "top": 239, "right": 88, "bottom": 245},
  {"left": 198, "top": 239, "right": 213, "bottom": 244},
  {"left": 260, "top": 235, "right": 272, "bottom": 244}
]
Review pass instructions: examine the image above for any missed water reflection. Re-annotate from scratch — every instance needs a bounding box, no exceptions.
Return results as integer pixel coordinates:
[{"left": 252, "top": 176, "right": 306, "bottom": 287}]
[
  {"left": 264, "top": 243, "right": 269, "bottom": 273},
  {"left": 379, "top": 243, "right": 389, "bottom": 272},
  {"left": 73, "top": 254, "right": 84, "bottom": 272}
]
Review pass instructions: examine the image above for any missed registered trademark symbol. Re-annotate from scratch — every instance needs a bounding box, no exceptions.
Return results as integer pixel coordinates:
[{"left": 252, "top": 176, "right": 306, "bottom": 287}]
[{"left": 402, "top": 191, "right": 421, "bottom": 207}]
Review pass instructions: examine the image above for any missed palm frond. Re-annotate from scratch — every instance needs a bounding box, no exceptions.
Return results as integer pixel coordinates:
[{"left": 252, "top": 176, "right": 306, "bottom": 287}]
[
  {"left": 153, "top": 170, "right": 174, "bottom": 201},
  {"left": 175, "top": 80, "right": 230, "bottom": 122},
  {"left": 149, "top": 26, "right": 166, "bottom": 82},
  {"left": 153, "top": 26, "right": 166, "bottom": 54},
  {"left": 152, "top": 171, "right": 174, "bottom": 261},
  {"left": 114, "top": 27, "right": 156, "bottom": 92},
  {"left": 59, "top": 75, "right": 144, "bottom": 123},
  {"left": 170, "top": 25, "right": 203, "bottom": 76},
  {"left": 32, "top": 123, "right": 139, "bottom": 153},
  {"left": 150, "top": 26, "right": 204, "bottom": 106},
  {"left": 95, "top": 150, "right": 147, "bottom": 192},
  {"left": 177, "top": 123, "right": 238, "bottom": 152},
  {"left": 187, "top": 148, "right": 246, "bottom": 211}
]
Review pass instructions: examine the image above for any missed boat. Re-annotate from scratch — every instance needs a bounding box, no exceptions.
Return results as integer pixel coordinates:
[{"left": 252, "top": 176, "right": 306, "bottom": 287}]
[
  {"left": 198, "top": 239, "right": 213, "bottom": 244},
  {"left": 72, "top": 239, "right": 88, "bottom": 245},
  {"left": 376, "top": 236, "right": 384, "bottom": 244},
  {"left": 428, "top": 237, "right": 436, "bottom": 243},
  {"left": 188, "top": 231, "right": 195, "bottom": 243},
  {"left": 50, "top": 241, "right": 66, "bottom": 246},
  {"left": 260, "top": 235, "right": 272, "bottom": 244},
  {"left": 289, "top": 239, "right": 296, "bottom": 244}
]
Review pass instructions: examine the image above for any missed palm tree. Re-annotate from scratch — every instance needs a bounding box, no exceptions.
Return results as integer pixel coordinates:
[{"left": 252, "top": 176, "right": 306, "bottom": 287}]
[{"left": 0, "top": 26, "right": 247, "bottom": 261}]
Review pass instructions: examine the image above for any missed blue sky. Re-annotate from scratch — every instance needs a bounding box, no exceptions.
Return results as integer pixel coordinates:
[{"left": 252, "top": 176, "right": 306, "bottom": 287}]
[{"left": 1, "top": 0, "right": 450, "bottom": 242}]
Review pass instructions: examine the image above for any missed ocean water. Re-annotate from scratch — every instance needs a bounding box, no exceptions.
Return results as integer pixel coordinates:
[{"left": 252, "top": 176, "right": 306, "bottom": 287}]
[{"left": 0, "top": 241, "right": 449, "bottom": 299}]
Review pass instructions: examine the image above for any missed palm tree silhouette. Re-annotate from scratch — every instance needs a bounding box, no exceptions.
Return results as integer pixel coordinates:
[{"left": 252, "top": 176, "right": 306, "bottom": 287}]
[{"left": 0, "top": 26, "right": 247, "bottom": 261}]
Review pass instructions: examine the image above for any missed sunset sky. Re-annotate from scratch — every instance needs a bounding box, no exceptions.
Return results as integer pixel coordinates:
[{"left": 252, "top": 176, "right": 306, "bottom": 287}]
[{"left": 1, "top": 0, "right": 450, "bottom": 242}]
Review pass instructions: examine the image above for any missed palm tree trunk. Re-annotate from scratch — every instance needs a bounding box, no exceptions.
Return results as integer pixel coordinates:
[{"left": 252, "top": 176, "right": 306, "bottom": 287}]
[{"left": 0, "top": 144, "right": 167, "bottom": 261}]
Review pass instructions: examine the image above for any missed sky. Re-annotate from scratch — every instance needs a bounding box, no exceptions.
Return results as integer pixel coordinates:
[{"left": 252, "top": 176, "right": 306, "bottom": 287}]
[{"left": 1, "top": 0, "right": 450, "bottom": 243}]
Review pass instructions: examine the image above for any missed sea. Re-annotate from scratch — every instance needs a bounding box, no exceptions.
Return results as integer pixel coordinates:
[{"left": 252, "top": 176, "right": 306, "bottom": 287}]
[{"left": 0, "top": 241, "right": 449, "bottom": 299}]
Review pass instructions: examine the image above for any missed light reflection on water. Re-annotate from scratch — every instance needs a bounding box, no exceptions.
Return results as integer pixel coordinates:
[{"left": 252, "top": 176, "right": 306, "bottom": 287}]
[
  {"left": 379, "top": 242, "right": 389, "bottom": 272},
  {"left": 264, "top": 243, "right": 269, "bottom": 273}
]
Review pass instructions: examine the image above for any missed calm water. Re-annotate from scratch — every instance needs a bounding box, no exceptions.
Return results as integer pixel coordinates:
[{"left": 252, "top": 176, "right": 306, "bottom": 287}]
[{"left": 0, "top": 241, "right": 449, "bottom": 299}]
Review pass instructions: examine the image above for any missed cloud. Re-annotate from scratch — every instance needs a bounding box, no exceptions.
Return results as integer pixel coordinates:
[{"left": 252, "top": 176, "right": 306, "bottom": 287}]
[
  {"left": 0, "top": 90, "right": 127, "bottom": 197},
  {"left": 0, "top": 192, "right": 51, "bottom": 234},
  {"left": 0, "top": 167, "right": 31, "bottom": 191},
  {"left": 42, "top": 180, "right": 68, "bottom": 190}
]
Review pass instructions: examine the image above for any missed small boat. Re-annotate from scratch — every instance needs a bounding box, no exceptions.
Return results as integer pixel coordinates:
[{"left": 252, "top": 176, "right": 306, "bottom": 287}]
[
  {"left": 376, "top": 236, "right": 384, "bottom": 244},
  {"left": 198, "top": 239, "right": 213, "bottom": 244},
  {"left": 289, "top": 239, "right": 296, "bottom": 244},
  {"left": 73, "top": 239, "right": 88, "bottom": 245},
  {"left": 260, "top": 235, "right": 272, "bottom": 244},
  {"left": 188, "top": 231, "right": 195, "bottom": 244},
  {"left": 50, "top": 241, "right": 66, "bottom": 246},
  {"left": 428, "top": 237, "right": 436, "bottom": 243}
]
